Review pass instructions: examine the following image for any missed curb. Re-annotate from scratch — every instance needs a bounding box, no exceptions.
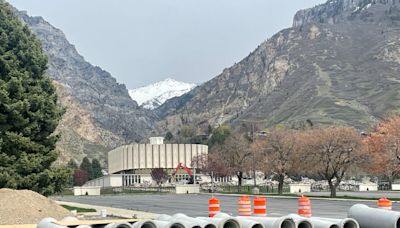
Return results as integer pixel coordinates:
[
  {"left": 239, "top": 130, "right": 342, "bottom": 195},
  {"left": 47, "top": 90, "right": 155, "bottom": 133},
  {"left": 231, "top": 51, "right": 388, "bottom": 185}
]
[
  {"left": 56, "top": 201, "right": 159, "bottom": 219},
  {"left": 200, "top": 192, "right": 400, "bottom": 203}
]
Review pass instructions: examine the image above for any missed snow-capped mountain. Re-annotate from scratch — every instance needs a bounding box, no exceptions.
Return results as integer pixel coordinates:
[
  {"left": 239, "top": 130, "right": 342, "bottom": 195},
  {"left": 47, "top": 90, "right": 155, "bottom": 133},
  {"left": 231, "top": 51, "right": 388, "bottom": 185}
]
[{"left": 129, "top": 78, "right": 196, "bottom": 109}]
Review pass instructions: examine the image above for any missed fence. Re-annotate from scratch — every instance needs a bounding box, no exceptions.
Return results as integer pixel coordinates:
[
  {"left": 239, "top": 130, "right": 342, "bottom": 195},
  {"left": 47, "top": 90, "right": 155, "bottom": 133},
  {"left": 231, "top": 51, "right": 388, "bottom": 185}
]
[
  {"left": 100, "top": 186, "right": 176, "bottom": 194},
  {"left": 213, "top": 185, "right": 290, "bottom": 194}
]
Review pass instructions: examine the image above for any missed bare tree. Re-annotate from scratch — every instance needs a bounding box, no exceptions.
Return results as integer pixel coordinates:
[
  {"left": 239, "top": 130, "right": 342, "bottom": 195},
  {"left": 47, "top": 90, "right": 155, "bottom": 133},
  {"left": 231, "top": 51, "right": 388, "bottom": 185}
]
[
  {"left": 191, "top": 153, "right": 230, "bottom": 179},
  {"left": 213, "top": 134, "right": 252, "bottom": 192},
  {"left": 151, "top": 168, "right": 168, "bottom": 191},
  {"left": 301, "top": 127, "right": 363, "bottom": 197},
  {"left": 255, "top": 129, "right": 300, "bottom": 194}
]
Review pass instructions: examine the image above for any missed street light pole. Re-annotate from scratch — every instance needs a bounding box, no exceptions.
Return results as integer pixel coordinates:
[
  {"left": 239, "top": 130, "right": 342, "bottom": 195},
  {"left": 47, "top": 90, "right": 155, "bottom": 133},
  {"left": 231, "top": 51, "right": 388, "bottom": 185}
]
[{"left": 251, "top": 123, "right": 257, "bottom": 187}]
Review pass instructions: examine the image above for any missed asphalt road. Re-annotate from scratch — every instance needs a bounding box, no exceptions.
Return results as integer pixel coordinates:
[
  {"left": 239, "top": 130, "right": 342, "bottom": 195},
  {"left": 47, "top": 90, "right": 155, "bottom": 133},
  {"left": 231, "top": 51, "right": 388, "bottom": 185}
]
[
  {"left": 300, "top": 191, "right": 400, "bottom": 199},
  {"left": 54, "top": 194, "right": 400, "bottom": 219}
]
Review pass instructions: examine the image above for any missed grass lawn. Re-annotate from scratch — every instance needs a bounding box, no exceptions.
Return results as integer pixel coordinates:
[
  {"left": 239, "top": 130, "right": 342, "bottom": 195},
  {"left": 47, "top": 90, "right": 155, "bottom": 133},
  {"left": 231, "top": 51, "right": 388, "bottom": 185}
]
[{"left": 60, "top": 204, "right": 97, "bottom": 213}]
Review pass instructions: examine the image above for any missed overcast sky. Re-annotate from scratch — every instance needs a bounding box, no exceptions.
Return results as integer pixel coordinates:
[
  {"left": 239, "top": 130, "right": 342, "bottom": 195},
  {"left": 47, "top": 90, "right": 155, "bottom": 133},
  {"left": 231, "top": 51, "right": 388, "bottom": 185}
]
[{"left": 8, "top": 0, "right": 325, "bottom": 89}]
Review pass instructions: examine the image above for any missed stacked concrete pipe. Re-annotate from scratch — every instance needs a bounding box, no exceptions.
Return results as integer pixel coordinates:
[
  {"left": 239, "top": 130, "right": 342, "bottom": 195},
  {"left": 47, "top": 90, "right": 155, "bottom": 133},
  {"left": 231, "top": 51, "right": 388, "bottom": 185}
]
[
  {"left": 287, "top": 214, "right": 313, "bottom": 228},
  {"left": 214, "top": 213, "right": 264, "bottom": 228},
  {"left": 197, "top": 214, "right": 240, "bottom": 228},
  {"left": 312, "top": 217, "right": 359, "bottom": 228},
  {"left": 172, "top": 213, "right": 217, "bottom": 228},
  {"left": 155, "top": 214, "right": 195, "bottom": 228},
  {"left": 104, "top": 222, "right": 133, "bottom": 228},
  {"left": 348, "top": 204, "right": 400, "bottom": 228},
  {"left": 37, "top": 217, "right": 68, "bottom": 228},
  {"left": 132, "top": 220, "right": 157, "bottom": 228},
  {"left": 238, "top": 215, "right": 296, "bottom": 228}
]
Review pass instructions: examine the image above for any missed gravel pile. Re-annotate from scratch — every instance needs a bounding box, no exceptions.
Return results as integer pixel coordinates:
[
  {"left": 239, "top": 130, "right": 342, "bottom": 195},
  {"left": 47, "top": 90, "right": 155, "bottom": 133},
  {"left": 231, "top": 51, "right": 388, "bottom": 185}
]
[{"left": 0, "top": 188, "right": 71, "bottom": 225}]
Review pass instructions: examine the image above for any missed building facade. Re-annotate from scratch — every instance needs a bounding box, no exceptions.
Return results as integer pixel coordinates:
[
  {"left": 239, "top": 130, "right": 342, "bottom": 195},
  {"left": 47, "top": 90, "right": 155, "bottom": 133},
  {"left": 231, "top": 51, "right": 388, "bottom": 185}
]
[
  {"left": 84, "top": 138, "right": 208, "bottom": 188},
  {"left": 108, "top": 143, "right": 208, "bottom": 174}
]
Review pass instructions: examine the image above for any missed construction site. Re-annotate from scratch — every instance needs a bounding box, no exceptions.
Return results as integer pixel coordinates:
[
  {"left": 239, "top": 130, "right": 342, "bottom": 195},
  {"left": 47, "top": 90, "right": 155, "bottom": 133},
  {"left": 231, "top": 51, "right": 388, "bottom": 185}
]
[
  {"left": 2, "top": 137, "right": 391, "bottom": 228},
  {"left": 3, "top": 187, "right": 400, "bottom": 228}
]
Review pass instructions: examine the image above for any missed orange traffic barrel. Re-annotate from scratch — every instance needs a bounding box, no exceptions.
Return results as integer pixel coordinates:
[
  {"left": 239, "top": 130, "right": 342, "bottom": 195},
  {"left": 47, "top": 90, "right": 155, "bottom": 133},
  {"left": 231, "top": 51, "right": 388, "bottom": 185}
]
[
  {"left": 209, "top": 196, "right": 221, "bottom": 217},
  {"left": 298, "top": 195, "right": 312, "bottom": 218},
  {"left": 238, "top": 195, "right": 252, "bottom": 216},
  {"left": 253, "top": 196, "right": 267, "bottom": 217},
  {"left": 378, "top": 197, "right": 392, "bottom": 210}
]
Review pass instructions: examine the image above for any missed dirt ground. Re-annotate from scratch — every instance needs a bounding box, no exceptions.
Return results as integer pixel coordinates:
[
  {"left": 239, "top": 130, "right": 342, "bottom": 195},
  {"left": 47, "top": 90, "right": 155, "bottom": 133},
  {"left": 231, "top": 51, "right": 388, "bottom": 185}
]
[{"left": 0, "top": 188, "right": 71, "bottom": 225}]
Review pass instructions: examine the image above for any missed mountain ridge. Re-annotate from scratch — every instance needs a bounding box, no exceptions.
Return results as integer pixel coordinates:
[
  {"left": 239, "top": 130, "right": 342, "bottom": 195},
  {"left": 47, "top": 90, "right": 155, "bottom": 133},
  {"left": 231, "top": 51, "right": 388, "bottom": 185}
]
[
  {"left": 156, "top": 0, "right": 400, "bottom": 134},
  {"left": 13, "top": 8, "right": 157, "bottom": 163}
]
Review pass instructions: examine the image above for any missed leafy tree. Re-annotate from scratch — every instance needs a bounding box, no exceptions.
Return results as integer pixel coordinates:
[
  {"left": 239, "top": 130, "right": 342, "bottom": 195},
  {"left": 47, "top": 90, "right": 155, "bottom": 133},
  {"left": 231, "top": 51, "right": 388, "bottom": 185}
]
[
  {"left": 80, "top": 157, "right": 93, "bottom": 180},
  {"left": 207, "top": 125, "right": 213, "bottom": 135},
  {"left": 213, "top": 134, "right": 251, "bottom": 191},
  {"left": 208, "top": 125, "right": 231, "bottom": 147},
  {"left": 151, "top": 168, "right": 168, "bottom": 191},
  {"left": 73, "top": 169, "right": 88, "bottom": 186},
  {"left": 91, "top": 158, "right": 102, "bottom": 179},
  {"left": 363, "top": 115, "right": 400, "bottom": 188},
  {"left": 67, "top": 159, "right": 78, "bottom": 169},
  {"left": 165, "top": 131, "right": 173, "bottom": 142},
  {"left": 0, "top": 1, "right": 65, "bottom": 195},
  {"left": 255, "top": 129, "right": 301, "bottom": 194},
  {"left": 301, "top": 127, "right": 363, "bottom": 197}
]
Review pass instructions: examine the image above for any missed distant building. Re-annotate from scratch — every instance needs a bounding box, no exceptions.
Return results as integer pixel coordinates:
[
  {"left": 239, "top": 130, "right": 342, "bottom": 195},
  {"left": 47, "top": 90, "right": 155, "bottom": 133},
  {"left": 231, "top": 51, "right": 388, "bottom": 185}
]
[{"left": 84, "top": 137, "right": 208, "bottom": 188}]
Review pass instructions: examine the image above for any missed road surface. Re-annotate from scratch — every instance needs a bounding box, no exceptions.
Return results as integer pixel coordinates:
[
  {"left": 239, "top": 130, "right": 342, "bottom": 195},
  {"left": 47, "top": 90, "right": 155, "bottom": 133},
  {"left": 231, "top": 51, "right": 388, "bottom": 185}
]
[{"left": 54, "top": 193, "right": 400, "bottom": 219}]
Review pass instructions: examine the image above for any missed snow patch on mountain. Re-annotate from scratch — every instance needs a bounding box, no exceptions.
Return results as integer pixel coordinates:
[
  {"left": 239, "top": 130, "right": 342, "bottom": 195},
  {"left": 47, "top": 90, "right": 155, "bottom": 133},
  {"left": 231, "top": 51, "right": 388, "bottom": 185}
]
[{"left": 129, "top": 78, "right": 196, "bottom": 109}]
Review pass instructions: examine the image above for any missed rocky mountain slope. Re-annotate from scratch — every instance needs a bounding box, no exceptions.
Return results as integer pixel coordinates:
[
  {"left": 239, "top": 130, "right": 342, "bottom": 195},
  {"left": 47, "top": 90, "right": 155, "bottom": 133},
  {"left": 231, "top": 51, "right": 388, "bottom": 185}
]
[
  {"left": 157, "top": 0, "right": 400, "bottom": 133},
  {"left": 14, "top": 9, "right": 157, "bottom": 163},
  {"left": 129, "top": 78, "right": 196, "bottom": 109}
]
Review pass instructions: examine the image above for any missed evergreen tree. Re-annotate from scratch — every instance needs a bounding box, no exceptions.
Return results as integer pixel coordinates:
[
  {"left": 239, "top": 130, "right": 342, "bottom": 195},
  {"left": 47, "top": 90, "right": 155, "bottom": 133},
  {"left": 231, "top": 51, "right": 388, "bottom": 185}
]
[
  {"left": 91, "top": 158, "right": 102, "bottom": 179},
  {"left": 80, "top": 157, "right": 93, "bottom": 180},
  {"left": 0, "top": 1, "right": 66, "bottom": 195},
  {"left": 165, "top": 131, "right": 173, "bottom": 142},
  {"left": 67, "top": 159, "right": 78, "bottom": 169}
]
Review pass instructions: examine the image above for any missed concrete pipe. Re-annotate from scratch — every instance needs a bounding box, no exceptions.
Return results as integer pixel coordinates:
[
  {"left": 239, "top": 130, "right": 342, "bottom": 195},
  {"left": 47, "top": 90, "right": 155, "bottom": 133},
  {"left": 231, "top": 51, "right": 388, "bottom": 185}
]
[
  {"left": 287, "top": 214, "right": 313, "bottom": 228},
  {"left": 312, "top": 218, "right": 359, "bottom": 228},
  {"left": 234, "top": 217, "right": 264, "bottom": 228},
  {"left": 36, "top": 217, "right": 68, "bottom": 228},
  {"left": 197, "top": 216, "right": 241, "bottom": 228},
  {"left": 61, "top": 216, "right": 79, "bottom": 222},
  {"left": 157, "top": 214, "right": 202, "bottom": 228},
  {"left": 104, "top": 222, "right": 132, "bottom": 228},
  {"left": 132, "top": 220, "right": 157, "bottom": 228},
  {"left": 239, "top": 216, "right": 296, "bottom": 228},
  {"left": 153, "top": 220, "right": 186, "bottom": 228},
  {"left": 173, "top": 213, "right": 217, "bottom": 228},
  {"left": 348, "top": 204, "right": 400, "bottom": 228}
]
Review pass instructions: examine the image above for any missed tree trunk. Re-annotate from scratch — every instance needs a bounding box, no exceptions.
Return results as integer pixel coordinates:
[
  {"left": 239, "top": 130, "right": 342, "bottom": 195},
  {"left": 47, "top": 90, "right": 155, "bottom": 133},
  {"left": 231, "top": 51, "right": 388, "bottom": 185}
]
[
  {"left": 278, "top": 174, "right": 285, "bottom": 195},
  {"left": 328, "top": 180, "right": 337, "bottom": 198},
  {"left": 237, "top": 172, "right": 243, "bottom": 193}
]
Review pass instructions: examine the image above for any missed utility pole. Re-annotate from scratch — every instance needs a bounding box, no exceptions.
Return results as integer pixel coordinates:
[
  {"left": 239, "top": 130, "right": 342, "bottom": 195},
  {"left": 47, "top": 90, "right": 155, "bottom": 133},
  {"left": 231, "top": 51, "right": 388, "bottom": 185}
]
[{"left": 251, "top": 123, "right": 257, "bottom": 187}]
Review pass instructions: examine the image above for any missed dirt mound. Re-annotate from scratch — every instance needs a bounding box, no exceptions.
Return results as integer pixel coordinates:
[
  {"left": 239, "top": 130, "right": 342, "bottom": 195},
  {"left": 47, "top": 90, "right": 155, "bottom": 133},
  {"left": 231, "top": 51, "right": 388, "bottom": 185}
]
[{"left": 0, "top": 188, "right": 71, "bottom": 225}]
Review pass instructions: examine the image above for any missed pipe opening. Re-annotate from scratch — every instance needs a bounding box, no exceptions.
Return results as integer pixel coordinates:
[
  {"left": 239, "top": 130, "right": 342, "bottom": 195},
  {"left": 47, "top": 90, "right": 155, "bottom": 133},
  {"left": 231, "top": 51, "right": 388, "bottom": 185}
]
[
  {"left": 281, "top": 220, "right": 296, "bottom": 228},
  {"left": 170, "top": 223, "right": 185, "bottom": 228},
  {"left": 112, "top": 224, "right": 132, "bottom": 228},
  {"left": 192, "top": 226, "right": 201, "bottom": 228},
  {"left": 251, "top": 224, "right": 263, "bottom": 228},
  {"left": 297, "top": 221, "right": 312, "bottom": 228},
  {"left": 397, "top": 218, "right": 400, "bottom": 228},
  {"left": 205, "top": 224, "right": 217, "bottom": 228},
  {"left": 329, "top": 225, "right": 339, "bottom": 228},
  {"left": 223, "top": 219, "right": 240, "bottom": 228},
  {"left": 140, "top": 222, "right": 156, "bottom": 228},
  {"left": 344, "top": 221, "right": 358, "bottom": 228}
]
